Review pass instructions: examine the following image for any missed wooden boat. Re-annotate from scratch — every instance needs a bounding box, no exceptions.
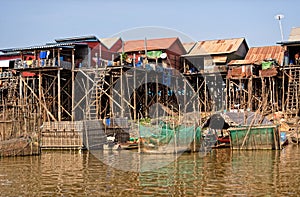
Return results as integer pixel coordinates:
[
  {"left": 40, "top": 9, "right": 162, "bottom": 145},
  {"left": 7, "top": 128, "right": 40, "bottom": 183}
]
[
  {"left": 120, "top": 142, "right": 138, "bottom": 150},
  {"left": 229, "top": 125, "right": 281, "bottom": 150},
  {"left": 0, "top": 136, "right": 40, "bottom": 157},
  {"left": 214, "top": 136, "right": 231, "bottom": 148}
]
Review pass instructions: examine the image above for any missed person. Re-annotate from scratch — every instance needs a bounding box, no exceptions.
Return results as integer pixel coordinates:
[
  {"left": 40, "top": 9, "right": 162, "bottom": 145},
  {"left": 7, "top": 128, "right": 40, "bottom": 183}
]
[
  {"left": 284, "top": 50, "right": 289, "bottom": 66},
  {"left": 295, "top": 52, "right": 300, "bottom": 65}
]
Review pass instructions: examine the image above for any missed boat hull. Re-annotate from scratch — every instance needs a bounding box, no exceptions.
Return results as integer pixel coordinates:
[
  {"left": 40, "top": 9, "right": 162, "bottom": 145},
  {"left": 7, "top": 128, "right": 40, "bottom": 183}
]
[{"left": 229, "top": 125, "right": 281, "bottom": 150}]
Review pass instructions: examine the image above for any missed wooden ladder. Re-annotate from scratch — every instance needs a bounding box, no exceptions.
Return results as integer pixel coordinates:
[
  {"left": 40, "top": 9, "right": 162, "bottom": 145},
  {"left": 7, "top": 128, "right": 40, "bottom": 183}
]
[
  {"left": 88, "top": 65, "right": 108, "bottom": 120},
  {"left": 286, "top": 68, "right": 300, "bottom": 116}
]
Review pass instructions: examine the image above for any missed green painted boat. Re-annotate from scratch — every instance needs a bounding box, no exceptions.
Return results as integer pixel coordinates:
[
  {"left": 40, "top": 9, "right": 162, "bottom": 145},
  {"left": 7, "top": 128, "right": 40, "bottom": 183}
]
[{"left": 229, "top": 125, "right": 281, "bottom": 150}]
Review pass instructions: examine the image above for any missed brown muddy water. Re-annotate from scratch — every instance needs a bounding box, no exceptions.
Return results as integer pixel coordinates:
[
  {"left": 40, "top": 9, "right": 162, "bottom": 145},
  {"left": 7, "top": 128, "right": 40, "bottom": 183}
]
[{"left": 0, "top": 145, "right": 300, "bottom": 196}]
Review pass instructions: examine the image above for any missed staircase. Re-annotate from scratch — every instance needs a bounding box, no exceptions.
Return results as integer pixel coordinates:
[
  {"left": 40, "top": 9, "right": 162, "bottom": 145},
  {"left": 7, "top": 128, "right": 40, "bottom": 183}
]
[
  {"left": 87, "top": 66, "right": 109, "bottom": 120},
  {"left": 286, "top": 68, "right": 300, "bottom": 116}
]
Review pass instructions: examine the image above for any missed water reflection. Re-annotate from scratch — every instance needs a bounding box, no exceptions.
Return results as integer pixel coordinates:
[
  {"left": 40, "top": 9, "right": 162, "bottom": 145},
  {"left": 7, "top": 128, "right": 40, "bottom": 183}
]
[{"left": 0, "top": 146, "right": 300, "bottom": 196}]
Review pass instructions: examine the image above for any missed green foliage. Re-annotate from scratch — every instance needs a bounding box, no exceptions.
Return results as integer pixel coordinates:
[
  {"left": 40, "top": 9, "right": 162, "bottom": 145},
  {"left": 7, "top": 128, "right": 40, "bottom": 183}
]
[
  {"left": 139, "top": 117, "right": 151, "bottom": 125},
  {"left": 121, "top": 53, "right": 127, "bottom": 61}
]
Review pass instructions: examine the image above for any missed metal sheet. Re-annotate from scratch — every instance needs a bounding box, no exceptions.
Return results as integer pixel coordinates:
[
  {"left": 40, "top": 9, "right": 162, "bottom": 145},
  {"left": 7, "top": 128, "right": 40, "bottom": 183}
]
[
  {"left": 186, "top": 38, "right": 245, "bottom": 56},
  {"left": 228, "top": 46, "right": 284, "bottom": 65},
  {"left": 121, "top": 37, "right": 181, "bottom": 53},
  {"left": 289, "top": 27, "right": 300, "bottom": 41}
]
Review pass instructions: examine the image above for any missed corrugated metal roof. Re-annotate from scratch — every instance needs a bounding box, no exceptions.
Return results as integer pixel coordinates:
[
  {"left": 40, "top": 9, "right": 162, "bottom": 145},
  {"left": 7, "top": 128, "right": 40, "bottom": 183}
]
[
  {"left": 182, "top": 42, "right": 196, "bottom": 53},
  {"left": 228, "top": 59, "right": 253, "bottom": 65},
  {"left": 288, "top": 27, "right": 300, "bottom": 41},
  {"left": 0, "top": 42, "right": 87, "bottom": 53},
  {"left": 186, "top": 38, "right": 245, "bottom": 56},
  {"left": 120, "top": 37, "right": 180, "bottom": 53},
  {"left": 229, "top": 46, "right": 284, "bottom": 65},
  {"left": 100, "top": 37, "right": 121, "bottom": 50},
  {"left": 55, "top": 35, "right": 99, "bottom": 43},
  {"left": 0, "top": 51, "right": 20, "bottom": 56}
]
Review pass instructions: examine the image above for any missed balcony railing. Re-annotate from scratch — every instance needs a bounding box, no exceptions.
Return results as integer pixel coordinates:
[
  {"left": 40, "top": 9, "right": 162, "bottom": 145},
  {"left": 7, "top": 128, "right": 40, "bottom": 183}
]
[{"left": 14, "top": 59, "right": 72, "bottom": 70}]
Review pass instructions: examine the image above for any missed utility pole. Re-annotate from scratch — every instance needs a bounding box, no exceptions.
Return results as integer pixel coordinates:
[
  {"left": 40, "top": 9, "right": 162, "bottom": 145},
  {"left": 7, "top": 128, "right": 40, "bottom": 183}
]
[{"left": 275, "top": 14, "right": 285, "bottom": 42}]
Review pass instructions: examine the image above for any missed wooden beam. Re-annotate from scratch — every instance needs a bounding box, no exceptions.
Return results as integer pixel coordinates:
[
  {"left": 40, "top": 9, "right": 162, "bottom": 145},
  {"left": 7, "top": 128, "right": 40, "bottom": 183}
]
[{"left": 21, "top": 78, "right": 57, "bottom": 121}]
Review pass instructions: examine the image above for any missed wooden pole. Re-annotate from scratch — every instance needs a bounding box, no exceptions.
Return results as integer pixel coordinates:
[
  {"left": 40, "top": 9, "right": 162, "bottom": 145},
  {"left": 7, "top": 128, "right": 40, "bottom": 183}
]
[
  {"left": 248, "top": 77, "right": 253, "bottom": 110},
  {"left": 71, "top": 49, "right": 75, "bottom": 121},
  {"left": 57, "top": 49, "right": 61, "bottom": 121},
  {"left": 184, "top": 75, "right": 187, "bottom": 114},
  {"left": 121, "top": 67, "right": 124, "bottom": 117},
  {"left": 241, "top": 102, "right": 262, "bottom": 149},
  {"left": 156, "top": 73, "right": 159, "bottom": 125},
  {"left": 133, "top": 54, "right": 136, "bottom": 121},
  {"left": 39, "top": 71, "right": 42, "bottom": 124},
  {"left": 144, "top": 37, "right": 148, "bottom": 117},
  {"left": 204, "top": 76, "right": 207, "bottom": 113},
  {"left": 145, "top": 70, "right": 148, "bottom": 117},
  {"left": 282, "top": 70, "right": 285, "bottom": 114}
]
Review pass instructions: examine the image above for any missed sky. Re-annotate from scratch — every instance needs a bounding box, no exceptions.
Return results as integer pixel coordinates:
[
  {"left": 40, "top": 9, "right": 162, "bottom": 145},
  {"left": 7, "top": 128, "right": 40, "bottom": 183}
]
[{"left": 0, "top": 0, "right": 299, "bottom": 49}]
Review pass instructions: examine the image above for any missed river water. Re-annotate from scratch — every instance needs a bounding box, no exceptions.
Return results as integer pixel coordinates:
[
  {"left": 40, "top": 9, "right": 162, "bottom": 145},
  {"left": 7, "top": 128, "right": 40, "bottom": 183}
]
[{"left": 1, "top": 145, "right": 300, "bottom": 196}]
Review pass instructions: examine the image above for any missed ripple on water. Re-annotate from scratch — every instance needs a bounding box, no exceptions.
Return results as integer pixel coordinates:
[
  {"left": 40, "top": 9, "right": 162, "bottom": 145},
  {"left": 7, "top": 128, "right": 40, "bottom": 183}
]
[{"left": 0, "top": 146, "right": 300, "bottom": 196}]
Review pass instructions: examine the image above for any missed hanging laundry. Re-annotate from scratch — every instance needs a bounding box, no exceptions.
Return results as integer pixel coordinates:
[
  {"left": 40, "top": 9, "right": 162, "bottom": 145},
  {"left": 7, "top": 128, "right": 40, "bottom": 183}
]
[
  {"left": 39, "top": 51, "right": 47, "bottom": 59},
  {"left": 147, "top": 51, "right": 162, "bottom": 59}
]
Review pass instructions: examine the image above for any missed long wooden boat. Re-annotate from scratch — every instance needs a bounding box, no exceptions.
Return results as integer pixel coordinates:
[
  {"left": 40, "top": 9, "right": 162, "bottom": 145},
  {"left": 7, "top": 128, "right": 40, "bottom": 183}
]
[{"left": 0, "top": 136, "right": 40, "bottom": 157}]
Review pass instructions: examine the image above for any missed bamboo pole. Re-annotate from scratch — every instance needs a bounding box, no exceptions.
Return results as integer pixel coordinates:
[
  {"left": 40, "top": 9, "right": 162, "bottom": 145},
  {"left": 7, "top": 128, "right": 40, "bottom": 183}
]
[
  {"left": 241, "top": 102, "right": 262, "bottom": 149},
  {"left": 57, "top": 69, "right": 61, "bottom": 121},
  {"left": 71, "top": 49, "right": 75, "bottom": 121},
  {"left": 156, "top": 73, "right": 159, "bottom": 126},
  {"left": 133, "top": 54, "right": 136, "bottom": 121},
  {"left": 282, "top": 70, "right": 285, "bottom": 114},
  {"left": 121, "top": 67, "right": 124, "bottom": 117},
  {"left": 21, "top": 78, "right": 56, "bottom": 121}
]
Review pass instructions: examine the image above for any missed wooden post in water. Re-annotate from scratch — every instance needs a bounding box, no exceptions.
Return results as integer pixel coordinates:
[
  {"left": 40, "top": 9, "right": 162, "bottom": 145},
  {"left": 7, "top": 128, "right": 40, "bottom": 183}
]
[
  {"left": 58, "top": 49, "right": 61, "bottom": 121},
  {"left": 297, "top": 116, "right": 299, "bottom": 145}
]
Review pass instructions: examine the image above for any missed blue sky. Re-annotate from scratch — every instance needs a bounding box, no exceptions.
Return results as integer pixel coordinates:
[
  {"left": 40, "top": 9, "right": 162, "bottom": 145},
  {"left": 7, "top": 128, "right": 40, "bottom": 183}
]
[{"left": 0, "top": 0, "right": 299, "bottom": 49}]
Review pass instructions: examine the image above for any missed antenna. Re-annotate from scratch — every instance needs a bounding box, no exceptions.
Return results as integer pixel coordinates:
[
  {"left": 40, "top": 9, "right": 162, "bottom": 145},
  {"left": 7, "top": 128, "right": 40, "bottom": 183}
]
[{"left": 275, "top": 14, "right": 284, "bottom": 42}]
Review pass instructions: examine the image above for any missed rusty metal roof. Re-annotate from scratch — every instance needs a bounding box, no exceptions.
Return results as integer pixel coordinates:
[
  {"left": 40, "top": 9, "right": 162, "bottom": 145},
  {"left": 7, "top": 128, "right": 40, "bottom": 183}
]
[
  {"left": 186, "top": 38, "right": 246, "bottom": 56},
  {"left": 120, "top": 37, "right": 185, "bottom": 54},
  {"left": 229, "top": 45, "right": 284, "bottom": 65}
]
